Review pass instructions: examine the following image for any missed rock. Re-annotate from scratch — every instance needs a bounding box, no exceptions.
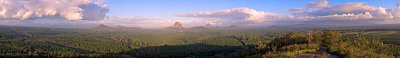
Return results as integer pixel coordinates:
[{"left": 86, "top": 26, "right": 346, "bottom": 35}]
[
  {"left": 173, "top": 22, "right": 184, "bottom": 29},
  {"left": 91, "top": 24, "right": 112, "bottom": 31}
]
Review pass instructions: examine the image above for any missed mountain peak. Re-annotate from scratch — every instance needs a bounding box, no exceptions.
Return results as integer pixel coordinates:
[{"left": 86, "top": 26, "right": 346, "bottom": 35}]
[
  {"left": 173, "top": 22, "right": 184, "bottom": 29},
  {"left": 94, "top": 24, "right": 111, "bottom": 29}
]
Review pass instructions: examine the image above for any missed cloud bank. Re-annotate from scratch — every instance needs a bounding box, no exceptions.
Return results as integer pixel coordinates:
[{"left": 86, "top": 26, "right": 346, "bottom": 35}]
[
  {"left": 177, "top": 8, "right": 288, "bottom": 26},
  {"left": 0, "top": 0, "right": 108, "bottom": 20},
  {"left": 178, "top": 0, "right": 400, "bottom": 27},
  {"left": 292, "top": 1, "right": 400, "bottom": 25}
]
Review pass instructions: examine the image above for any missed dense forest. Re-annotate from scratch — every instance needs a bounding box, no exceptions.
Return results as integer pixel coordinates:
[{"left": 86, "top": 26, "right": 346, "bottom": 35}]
[{"left": 0, "top": 26, "right": 399, "bottom": 58}]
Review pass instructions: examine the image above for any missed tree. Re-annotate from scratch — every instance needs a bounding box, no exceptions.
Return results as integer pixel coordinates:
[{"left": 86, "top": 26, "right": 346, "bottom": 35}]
[
  {"left": 306, "top": 30, "right": 314, "bottom": 45},
  {"left": 322, "top": 30, "right": 340, "bottom": 45}
]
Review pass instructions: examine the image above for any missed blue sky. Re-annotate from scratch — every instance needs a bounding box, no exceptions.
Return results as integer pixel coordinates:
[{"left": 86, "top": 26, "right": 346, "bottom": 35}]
[{"left": 108, "top": 0, "right": 400, "bottom": 18}]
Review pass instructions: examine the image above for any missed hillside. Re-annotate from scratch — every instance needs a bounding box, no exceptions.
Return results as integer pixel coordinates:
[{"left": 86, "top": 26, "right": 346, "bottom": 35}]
[{"left": 0, "top": 25, "right": 399, "bottom": 57}]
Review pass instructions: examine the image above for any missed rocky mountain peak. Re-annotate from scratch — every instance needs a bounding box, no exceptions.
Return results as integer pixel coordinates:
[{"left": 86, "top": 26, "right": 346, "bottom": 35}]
[
  {"left": 95, "top": 24, "right": 111, "bottom": 29},
  {"left": 173, "top": 22, "right": 184, "bottom": 29}
]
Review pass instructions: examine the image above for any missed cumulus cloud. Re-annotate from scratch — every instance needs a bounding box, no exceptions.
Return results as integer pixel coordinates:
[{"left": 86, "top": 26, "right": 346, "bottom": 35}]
[
  {"left": 178, "top": 0, "right": 400, "bottom": 27},
  {"left": 289, "top": 0, "right": 400, "bottom": 25},
  {"left": 177, "top": 8, "right": 287, "bottom": 24},
  {"left": 302, "top": 2, "right": 382, "bottom": 17},
  {"left": 0, "top": 0, "right": 108, "bottom": 20}
]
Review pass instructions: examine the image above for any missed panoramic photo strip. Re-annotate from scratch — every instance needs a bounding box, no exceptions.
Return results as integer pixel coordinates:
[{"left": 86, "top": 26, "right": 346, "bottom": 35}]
[{"left": 0, "top": 0, "right": 400, "bottom": 58}]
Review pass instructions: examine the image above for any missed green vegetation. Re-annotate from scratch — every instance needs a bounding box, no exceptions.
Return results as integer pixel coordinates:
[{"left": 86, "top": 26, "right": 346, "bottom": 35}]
[
  {"left": 256, "top": 29, "right": 400, "bottom": 58},
  {"left": 0, "top": 26, "right": 399, "bottom": 58}
]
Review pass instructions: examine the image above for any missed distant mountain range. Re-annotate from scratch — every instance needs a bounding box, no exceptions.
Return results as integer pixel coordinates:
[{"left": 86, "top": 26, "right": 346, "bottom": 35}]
[
  {"left": 267, "top": 24, "right": 400, "bottom": 31},
  {"left": 1, "top": 23, "right": 400, "bottom": 31}
]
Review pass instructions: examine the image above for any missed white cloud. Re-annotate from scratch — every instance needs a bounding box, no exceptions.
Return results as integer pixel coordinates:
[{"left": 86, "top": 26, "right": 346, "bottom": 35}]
[
  {"left": 296, "top": 2, "right": 380, "bottom": 17},
  {"left": 177, "top": 8, "right": 287, "bottom": 24},
  {"left": 178, "top": 0, "right": 400, "bottom": 27},
  {"left": 290, "top": 1, "right": 400, "bottom": 25},
  {"left": 0, "top": 0, "right": 108, "bottom": 20}
]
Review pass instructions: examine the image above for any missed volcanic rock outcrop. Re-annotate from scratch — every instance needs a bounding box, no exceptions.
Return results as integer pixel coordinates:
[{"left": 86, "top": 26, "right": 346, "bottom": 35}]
[{"left": 173, "top": 22, "right": 184, "bottom": 29}]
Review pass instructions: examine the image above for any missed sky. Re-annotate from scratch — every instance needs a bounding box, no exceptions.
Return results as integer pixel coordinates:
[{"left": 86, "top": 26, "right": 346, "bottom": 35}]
[
  {"left": 108, "top": 0, "right": 399, "bottom": 17},
  {"left": 0, "top": 0, "right": 400, "bottom": 28}
]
